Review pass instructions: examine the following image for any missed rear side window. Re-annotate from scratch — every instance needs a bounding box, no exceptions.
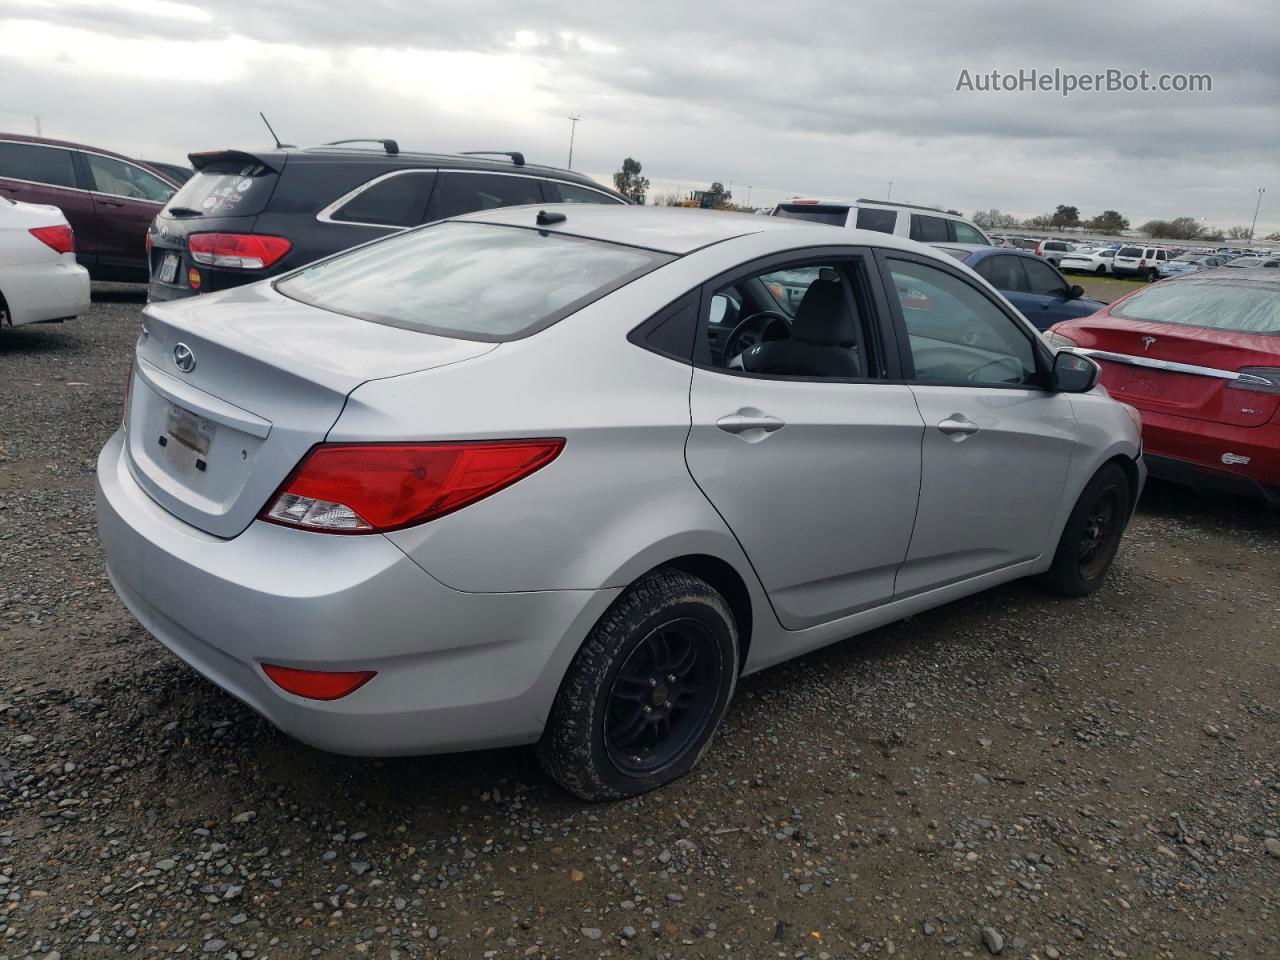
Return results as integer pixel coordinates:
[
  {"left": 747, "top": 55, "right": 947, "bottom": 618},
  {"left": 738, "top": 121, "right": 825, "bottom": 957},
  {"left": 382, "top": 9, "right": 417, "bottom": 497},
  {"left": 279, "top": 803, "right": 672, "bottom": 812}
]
[
  {"left": 549, "top": 182, "right": 624, "bottom": 204},
  {"left": 84, "top": 153, "right": 175, "bottom": 203},
  {"left": 951, "top": 220, "right": 990, "bottom": 245},
  {"left": 909, "top": 214, "right": 949, "bottom": 243},
  {"left": 166, "top": 158, "right": 278, "bottom": 217},
  {"left": 855, "top": 207, "right": 898, "bottom": 233},
  {"left": 276, "top": 221, "right": 671, "bottom": 341},
  {"left": 773, "top": 204, "right": 850, "bottom": 226},
  {"left": 1111, "top": 280, "right": 1280, "bottom": 334},
  {"left": 0, "top": 141, "right": 77, "bottom": 188},
  {"left": 327, "top": 171, "right": 436, "bottom": 227},
  {"left": 975, "top": 255, "right": 1028, "bottom": 292},
  {"left": 429, "top": 173, "right": 544, "bottom": 220}
]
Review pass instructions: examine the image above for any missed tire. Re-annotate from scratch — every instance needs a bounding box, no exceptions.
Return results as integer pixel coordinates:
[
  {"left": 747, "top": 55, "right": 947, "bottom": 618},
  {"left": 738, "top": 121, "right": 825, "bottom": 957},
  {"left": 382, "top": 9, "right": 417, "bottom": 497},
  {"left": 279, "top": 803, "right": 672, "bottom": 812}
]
[
  {"left": 1095, "top": 265, "right": 1107, "bottom": 275},
  {"left": 538, "top": 569, "right": 739, "bottom": 801},
  {"left": 1146, "top": 268, "right": 1159, "bottom": 282},
  {"left": 1041, "top": 462, "right": 1132, "bottom": 597}
]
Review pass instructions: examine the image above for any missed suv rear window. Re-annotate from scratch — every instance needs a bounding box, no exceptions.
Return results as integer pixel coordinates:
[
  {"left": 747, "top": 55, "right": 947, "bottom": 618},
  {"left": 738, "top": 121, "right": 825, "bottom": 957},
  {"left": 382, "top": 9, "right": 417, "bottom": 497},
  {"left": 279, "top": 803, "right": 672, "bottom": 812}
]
[
  {"left": 1112, "top": 278, "right": 1280, "bottom": 334},
  {"left": 773, "top": 204, "right": 850, "bottom": 226},
  {"left": 276, "top": 221, "right": 672, "bottom": 341},
  {"left": 165, "top": 157, "right": 278, "bottom": 218},
  {"left": 855, "top": 207, "right": 898, "bottom": 233},
  {"left": 1117, "top": 246, "right": 1142, "bottom": 257}
]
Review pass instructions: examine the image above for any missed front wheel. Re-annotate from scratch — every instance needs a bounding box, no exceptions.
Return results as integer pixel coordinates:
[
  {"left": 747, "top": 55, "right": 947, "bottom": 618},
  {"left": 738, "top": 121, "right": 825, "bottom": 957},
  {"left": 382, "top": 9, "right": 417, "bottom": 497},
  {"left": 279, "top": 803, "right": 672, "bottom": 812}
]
[
  {"left": 1095, "top": 264, "right": 1107, "bottom": 275},
  {"left": 1041, "top": 462, "right": 1132, "bottom": 596},
  {"left": 538, "top": 569, "right": 739, "bottom": 800}
]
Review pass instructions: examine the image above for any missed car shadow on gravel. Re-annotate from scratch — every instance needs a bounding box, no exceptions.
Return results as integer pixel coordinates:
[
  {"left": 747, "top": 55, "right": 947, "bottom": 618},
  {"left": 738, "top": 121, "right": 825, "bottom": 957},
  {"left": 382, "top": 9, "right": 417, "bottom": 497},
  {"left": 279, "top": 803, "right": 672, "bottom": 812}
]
[
  {"left": 1137, "top": 477, "right": 1279, "bottom": 535},
  {"left": 0, "top": 324, "right": 81, "bottom": 355},
  {"left": 90, "top": 282, "right": 148, "bottom": 303}
]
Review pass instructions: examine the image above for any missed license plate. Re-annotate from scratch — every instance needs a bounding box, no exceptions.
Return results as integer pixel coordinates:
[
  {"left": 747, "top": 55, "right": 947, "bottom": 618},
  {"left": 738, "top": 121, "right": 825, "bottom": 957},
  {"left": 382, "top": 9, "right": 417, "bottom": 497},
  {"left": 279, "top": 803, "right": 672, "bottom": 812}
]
[
  {"left": 157, "top": 253, "right": 179, "bottom": 284},
  {"left": 164, "top": 403, "right": 214, "bottom": 458}
]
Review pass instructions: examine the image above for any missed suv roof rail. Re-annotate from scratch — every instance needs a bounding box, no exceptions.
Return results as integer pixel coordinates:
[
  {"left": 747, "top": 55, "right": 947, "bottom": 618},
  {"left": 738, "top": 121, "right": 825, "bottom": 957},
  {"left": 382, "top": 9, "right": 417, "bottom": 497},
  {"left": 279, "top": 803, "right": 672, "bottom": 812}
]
[
  {"left": 459, "top": 150, "right": 526, "bottom": 167},
  {"left": 324, "top": 138, "right": 400, "bottom": 155},
  {"left": 856, "top": 198, "right": 948, "bottom": 214}
]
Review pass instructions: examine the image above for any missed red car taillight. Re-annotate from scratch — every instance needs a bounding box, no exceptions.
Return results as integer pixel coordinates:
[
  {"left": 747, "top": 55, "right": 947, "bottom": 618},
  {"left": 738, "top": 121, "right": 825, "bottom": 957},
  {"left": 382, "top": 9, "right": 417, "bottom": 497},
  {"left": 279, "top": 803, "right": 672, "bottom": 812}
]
[
  {"left": 30, "top": 225, "right": 75, "bottom": 254},
  {"left": 188, "top": 232, "right": 291, "bottom": 269},
  {"left": 1228, "top": 367, "right": 1280, "bottom": 395},
  {"left": 262, "top": 664, "right": 376, "bottom": 700},
  {"left": 260, "top": 439, "right": 565, "bottom": 534}
]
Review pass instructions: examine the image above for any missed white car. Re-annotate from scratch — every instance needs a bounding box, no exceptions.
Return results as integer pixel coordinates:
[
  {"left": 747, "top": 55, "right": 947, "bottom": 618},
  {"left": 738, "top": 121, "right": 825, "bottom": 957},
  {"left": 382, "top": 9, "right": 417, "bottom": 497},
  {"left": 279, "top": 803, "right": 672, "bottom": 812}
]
[
  {"left": 0, "top": 197, "right": 90, "bottom": 328},
  {"left": 772, "top": 198, "right": 993, "bottom": 246},
  {"left": 1059, "top": 247, "right": 1117, "bottom": 276},
  {"left": 1111, "top": 244, "right": 1172, "bottom": 281}
]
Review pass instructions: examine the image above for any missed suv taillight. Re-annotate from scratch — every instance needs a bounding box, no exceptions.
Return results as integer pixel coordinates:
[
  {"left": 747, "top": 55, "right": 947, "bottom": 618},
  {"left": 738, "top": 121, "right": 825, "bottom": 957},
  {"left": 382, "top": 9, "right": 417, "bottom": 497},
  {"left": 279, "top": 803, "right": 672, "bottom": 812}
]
[
  {"left": 260, "top": 440, "right": 565, "bottom": 534},
  {"left": 30, "top": 225, "right": 75, "bottom": 254},
  {"left": 188, "top": 233, "right": 291, "bottom": 269}
]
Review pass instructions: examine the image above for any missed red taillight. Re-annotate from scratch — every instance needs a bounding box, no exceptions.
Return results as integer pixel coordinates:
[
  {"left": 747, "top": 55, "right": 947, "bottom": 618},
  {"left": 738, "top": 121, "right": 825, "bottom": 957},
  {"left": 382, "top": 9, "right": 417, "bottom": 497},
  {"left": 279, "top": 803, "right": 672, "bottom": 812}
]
[
  {"left": 187, "top": 232, "right": 291, "bottom": 269},
  {"left": 791, "top": 199, "right": 819, "bottom": 205},
  {"left": 30, "top": 225, "right": 75, "bottom": 255},
  {"left": 260, "top": 439, "right": 565, "bottom": 534},
  {"left": 1138, "top": 258, "right": 1147, "bottom": 267},
  {"left": 262, "top": 664, "right": 376, "bottom": 700}
]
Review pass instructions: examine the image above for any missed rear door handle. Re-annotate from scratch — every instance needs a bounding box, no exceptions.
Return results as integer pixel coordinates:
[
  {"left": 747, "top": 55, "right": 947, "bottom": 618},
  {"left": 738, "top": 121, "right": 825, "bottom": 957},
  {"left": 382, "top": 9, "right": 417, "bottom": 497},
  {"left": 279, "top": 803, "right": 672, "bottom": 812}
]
[
  {"left": 716, "top": 411, "right": 785, "bottom": 436},
  {"left": 937, "top": 414, "right": 980, "bottom": 438}
]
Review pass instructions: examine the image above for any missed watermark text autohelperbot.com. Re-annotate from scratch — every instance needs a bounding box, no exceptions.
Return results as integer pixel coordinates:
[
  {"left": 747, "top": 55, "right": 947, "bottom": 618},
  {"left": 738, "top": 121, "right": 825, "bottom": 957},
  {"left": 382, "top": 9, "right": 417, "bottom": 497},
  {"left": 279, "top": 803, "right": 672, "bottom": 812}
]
[{"left": 956, "top": 68, "right": 1212, "bottom": 97}]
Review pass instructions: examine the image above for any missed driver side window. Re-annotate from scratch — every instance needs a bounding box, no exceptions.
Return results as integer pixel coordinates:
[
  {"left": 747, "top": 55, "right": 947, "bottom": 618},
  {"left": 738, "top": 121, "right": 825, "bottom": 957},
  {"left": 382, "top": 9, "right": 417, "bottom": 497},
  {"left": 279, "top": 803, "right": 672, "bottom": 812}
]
[
  {"left": 887, "top": 259, "right": 1039, "bottom": 387},
  {"left": 703, "top": 261, "right": 871, "bottom": 380}
]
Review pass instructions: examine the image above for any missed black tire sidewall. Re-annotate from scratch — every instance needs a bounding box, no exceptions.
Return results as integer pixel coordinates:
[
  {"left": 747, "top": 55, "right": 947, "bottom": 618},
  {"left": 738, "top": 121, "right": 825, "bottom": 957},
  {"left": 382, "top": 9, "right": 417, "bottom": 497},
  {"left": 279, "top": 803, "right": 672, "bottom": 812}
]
[
  {"left": 539, "top": 571, "right": 738, "bottom": 800},
  {"left": 1046, "top": 463, "right": 1131, "bottom": 596}
]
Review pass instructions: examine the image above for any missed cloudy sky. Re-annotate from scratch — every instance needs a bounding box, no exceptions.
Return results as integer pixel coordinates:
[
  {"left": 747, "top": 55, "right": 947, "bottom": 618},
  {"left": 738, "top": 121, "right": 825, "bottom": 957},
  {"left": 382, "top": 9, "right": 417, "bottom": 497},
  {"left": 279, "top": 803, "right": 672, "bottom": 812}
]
[{"left": 3, "top": 0, "right": 1277, "bottom": 232}]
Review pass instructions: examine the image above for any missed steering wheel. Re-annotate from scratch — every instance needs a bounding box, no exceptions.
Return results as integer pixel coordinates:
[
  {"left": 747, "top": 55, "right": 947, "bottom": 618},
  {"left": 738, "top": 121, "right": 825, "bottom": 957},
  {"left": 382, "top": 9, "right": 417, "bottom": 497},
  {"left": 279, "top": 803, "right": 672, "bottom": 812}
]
[
  {"left": 966, "top": 355, "right": 1024, "bottom": 384},
  {"left": 724, "top": 310, "right": 791, "bottom": 362}
]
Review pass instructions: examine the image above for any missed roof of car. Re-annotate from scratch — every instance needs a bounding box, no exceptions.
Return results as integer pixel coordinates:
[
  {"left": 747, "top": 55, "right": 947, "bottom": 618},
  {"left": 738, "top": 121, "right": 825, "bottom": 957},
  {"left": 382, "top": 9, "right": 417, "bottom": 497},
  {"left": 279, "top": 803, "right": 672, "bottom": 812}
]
[
  {"left": 934, "top": 244, "right": 1035, "bottom": 261},
  {"left": 1167, "top": 268, "right": 1280, "bottom": 288},
  {"left": 0, "top": 132, "right": 181, "bottom": 185},
  {"left": 452, "top": 203, "right": 935, "bottom": 256},
  {"left": 776, "top": 197, "right": 954, "bottom": 215}
]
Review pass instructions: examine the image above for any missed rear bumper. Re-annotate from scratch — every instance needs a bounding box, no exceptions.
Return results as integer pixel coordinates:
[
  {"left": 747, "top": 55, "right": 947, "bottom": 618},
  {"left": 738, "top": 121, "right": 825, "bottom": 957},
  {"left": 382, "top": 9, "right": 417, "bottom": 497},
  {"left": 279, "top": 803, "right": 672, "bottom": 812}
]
[
  {"left": 95, "top": 429, "right": 619, "bottom": 755},
  {"left": 0, "top": 259, "right": 90, "bottom": 326},
  {"left": 1138, "top": 407, "right": 1280, "bottom": 504}
]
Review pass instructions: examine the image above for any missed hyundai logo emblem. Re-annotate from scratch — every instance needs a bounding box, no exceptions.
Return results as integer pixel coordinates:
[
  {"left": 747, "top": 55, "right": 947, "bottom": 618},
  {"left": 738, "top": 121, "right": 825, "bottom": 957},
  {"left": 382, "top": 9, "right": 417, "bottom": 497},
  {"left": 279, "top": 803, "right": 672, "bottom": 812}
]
[{"left": 173, "top": 342, "right": 196, "bottom": 373}]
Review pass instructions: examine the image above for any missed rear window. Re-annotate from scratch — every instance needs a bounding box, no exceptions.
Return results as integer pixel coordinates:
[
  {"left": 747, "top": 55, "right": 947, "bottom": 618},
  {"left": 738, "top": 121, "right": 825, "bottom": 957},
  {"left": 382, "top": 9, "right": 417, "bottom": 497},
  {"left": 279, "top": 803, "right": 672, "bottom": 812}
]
[
  {"left": 1112, "top": 279, "right": 1280, "bottom": 334},
  {"left": 1117, "top": 246, "right": 1142, "bottom": 257},
  {"left": 855, "top": 207, "right": 898, "bottom": 233},
  {"left": 165, "top": 158, "right": 278, "bottom": 218},
  {"left": 275, "top": 221, "right": 672, "bottom": 341},
  {"left": 773, "top": 204, "right": 850, "bottom": 226}
]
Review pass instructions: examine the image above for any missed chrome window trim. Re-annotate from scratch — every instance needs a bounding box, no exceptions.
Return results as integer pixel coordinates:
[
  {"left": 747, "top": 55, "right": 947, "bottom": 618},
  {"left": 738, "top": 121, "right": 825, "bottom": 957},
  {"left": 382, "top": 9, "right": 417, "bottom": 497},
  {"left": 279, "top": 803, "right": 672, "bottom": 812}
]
[
  {"left": 314, "top": 168, "right": 438, "bottom": 227},
  {"left": 315, "top": 167, "right": 623, "bottom": 228},
  {"left": 1077, "top": 348, "right": 1270, "bottom": 384}
]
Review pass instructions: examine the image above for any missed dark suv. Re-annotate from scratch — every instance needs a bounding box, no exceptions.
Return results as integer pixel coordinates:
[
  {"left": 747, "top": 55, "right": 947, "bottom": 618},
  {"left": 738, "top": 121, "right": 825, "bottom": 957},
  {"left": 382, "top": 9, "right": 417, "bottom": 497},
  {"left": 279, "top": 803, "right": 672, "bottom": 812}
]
[
  {"left": 0, "top": 133, "right": 181, "bottom": 282},
  {"left": 147, "top": 142, "right": 630, "bottom": 301}
]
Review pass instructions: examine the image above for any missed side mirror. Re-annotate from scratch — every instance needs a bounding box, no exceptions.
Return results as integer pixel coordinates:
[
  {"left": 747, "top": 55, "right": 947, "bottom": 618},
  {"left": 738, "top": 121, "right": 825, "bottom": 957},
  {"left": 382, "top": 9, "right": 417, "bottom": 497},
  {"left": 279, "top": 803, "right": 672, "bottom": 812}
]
[
  {"left": 1051, "top": 349, "right": 1101, "bottom": 393},
  {"left": 1066, "top": 284, "right": 1084, "bottom": 300}
]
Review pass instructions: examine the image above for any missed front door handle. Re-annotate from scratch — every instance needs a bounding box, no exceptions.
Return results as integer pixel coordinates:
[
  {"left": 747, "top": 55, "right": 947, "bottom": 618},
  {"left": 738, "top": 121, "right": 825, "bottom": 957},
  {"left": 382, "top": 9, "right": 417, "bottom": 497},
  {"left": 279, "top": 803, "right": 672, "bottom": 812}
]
[
  {"left": 937, "top": 414, "right": 980, "bottom": 438},
  {"left": 717, "top": 410, "right": 785, "bottom": 437}
]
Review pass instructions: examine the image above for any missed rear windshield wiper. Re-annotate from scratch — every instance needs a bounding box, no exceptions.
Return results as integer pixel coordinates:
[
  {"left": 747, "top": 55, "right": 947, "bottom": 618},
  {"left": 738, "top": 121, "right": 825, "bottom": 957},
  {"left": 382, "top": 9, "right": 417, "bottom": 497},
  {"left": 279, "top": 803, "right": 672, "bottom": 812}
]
[{"left": 165, "top": 206, "right": 204, "bottom": 218}]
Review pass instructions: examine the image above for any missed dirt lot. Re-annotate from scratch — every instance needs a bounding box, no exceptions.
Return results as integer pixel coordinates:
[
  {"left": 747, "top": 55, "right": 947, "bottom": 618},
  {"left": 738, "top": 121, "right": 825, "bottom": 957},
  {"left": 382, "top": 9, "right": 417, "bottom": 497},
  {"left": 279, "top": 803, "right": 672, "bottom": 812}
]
[{"left": 1, "top": 291, "right": 1278, "bottom": 960}]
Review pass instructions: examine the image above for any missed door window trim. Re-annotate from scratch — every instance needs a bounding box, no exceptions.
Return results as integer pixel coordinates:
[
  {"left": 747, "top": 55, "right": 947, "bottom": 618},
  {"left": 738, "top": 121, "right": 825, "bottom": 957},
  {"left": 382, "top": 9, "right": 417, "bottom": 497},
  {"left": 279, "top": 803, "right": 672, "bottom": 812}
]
[
  {"left": 315, "top": 168, "right": 440, "bottom": 227},
  {"left": 873, "top": 249, "right": 1055, "bottom": 391},
  {"left": 690, "top": 245, "right": 902, "bottom": 384}
]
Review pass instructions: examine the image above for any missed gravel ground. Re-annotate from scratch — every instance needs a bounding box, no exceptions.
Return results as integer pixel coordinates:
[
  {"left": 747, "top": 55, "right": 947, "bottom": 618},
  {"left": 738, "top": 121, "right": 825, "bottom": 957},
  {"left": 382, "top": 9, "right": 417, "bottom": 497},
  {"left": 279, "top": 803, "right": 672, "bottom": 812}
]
[{"left": 1, "top": 290, "right": 1278, "bottom": 960}]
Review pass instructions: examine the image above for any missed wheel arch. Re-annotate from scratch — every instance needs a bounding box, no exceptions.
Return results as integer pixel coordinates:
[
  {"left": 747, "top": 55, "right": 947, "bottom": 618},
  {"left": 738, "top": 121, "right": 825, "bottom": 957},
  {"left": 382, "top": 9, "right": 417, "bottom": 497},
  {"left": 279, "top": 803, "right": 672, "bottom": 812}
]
[{"left": 652, "top": 554, "right": 755, "bottom": 672}]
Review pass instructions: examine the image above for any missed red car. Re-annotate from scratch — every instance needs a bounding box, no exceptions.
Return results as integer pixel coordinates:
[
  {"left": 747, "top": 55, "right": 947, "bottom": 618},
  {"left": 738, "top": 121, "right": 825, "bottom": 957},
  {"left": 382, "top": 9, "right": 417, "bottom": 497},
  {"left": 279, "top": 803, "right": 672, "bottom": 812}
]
[
  {"left": 0, "top": 133, "right": 180, "bottom": 282},
  {"left": 1047, "top": 269, "right": 1280, "bottom": 505}
]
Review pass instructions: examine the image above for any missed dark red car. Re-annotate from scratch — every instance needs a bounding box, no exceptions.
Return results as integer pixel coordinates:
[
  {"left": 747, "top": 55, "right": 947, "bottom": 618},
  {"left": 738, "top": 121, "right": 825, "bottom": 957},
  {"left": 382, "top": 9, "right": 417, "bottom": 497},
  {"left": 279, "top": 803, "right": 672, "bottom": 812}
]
[
  {"left": 0, "top": 133, "right": 180, "bottom": 282},
  {"left": 1047, "top": 269, "right": 1280, "bottom": 504}
]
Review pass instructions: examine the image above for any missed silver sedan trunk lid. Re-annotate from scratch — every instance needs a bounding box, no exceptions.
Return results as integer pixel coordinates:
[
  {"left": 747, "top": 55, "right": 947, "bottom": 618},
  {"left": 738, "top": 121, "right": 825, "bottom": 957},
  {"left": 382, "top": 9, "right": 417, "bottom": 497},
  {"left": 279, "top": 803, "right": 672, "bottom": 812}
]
[{"left": 125, "top": 282, "right": 496, "bottom": 538}]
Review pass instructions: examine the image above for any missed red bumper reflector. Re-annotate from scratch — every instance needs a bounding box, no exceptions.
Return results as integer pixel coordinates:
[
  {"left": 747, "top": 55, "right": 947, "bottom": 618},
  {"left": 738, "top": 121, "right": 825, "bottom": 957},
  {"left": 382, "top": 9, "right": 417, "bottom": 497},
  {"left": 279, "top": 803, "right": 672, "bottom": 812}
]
[{"left": 262, "top": 664, "right": 376, "bottom": 700}]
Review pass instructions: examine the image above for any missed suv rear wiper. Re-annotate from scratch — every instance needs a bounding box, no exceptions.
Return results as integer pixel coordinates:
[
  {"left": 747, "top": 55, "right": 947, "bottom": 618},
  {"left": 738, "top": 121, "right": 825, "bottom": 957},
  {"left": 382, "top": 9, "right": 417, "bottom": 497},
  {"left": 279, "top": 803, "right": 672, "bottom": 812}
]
[{"left": 166, "top": 206, "right": 204, "bottom": 218}]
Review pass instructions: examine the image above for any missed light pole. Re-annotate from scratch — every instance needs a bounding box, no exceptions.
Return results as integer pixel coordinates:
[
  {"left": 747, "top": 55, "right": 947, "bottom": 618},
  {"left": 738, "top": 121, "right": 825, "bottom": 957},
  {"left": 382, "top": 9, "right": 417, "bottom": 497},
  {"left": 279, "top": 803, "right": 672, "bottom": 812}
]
[
  {"left": 1249, "top": 187, "right": 1266, "bottom": 241},
  {"left": 887, "top": 180, "right": 893, "bottom": 200},
  {"left": 566, "top": 115, "right": 581, "bottom": 170}
]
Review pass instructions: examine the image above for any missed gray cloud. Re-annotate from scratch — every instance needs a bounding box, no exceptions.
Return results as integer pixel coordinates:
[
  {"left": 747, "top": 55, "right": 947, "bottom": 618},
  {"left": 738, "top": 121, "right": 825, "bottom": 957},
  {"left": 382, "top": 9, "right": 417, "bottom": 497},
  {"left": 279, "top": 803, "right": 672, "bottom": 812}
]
[{"left": 2, "top": 0, "right": 1277, "bottom": 229}]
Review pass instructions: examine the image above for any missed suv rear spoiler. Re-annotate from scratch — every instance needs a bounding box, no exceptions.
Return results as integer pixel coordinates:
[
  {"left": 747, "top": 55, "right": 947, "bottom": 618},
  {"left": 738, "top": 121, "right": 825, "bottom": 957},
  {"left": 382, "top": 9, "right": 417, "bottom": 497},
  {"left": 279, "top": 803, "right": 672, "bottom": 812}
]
[{"left": 187, "top": 149, "right": 281, "bottom": 173}]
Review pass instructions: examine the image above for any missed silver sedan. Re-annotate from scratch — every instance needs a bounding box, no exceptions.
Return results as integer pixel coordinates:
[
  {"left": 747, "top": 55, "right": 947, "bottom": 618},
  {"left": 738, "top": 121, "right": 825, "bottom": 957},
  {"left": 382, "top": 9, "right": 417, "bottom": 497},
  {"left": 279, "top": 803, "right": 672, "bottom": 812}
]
[{"left": 97, "top": 205, "right": 1144, "bottom": 799}]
